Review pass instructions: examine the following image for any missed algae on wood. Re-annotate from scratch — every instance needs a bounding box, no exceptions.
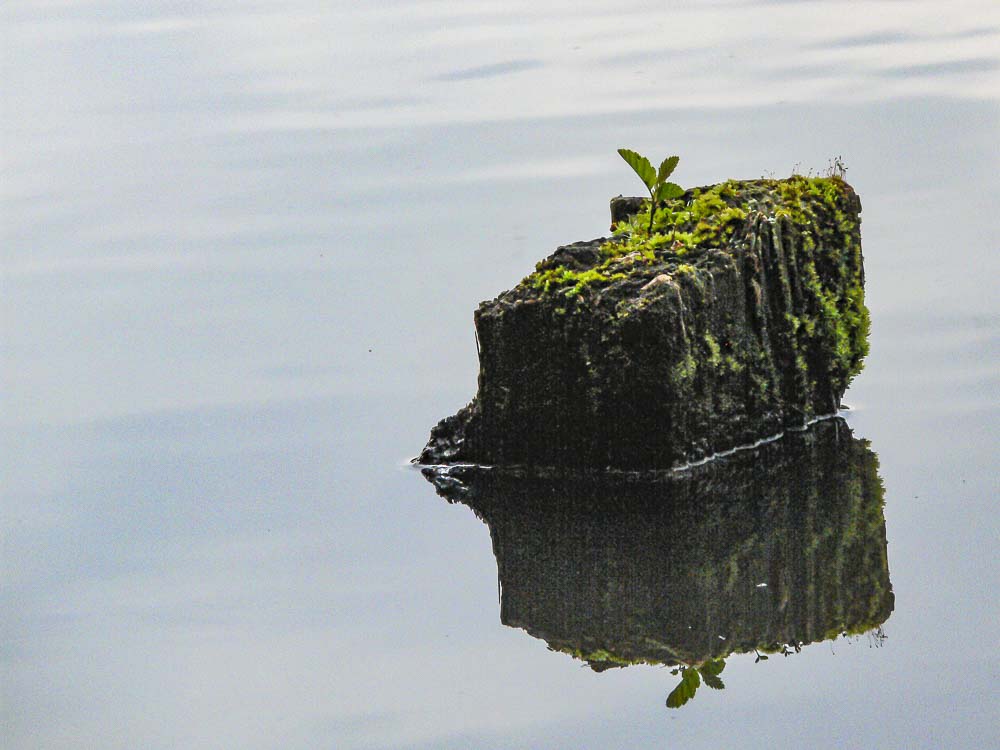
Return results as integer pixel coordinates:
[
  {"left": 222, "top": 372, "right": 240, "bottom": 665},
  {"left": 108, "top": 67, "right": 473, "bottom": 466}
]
[{"left": 421, "top": 176, "right": 869, "bottom": 470}]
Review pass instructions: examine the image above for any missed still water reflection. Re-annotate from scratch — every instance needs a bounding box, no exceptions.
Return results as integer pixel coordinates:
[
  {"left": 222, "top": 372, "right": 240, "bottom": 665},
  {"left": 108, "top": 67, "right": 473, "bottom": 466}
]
[
  {"left": 3, "top": 0, "right": 998, "bottom": 747},
  {"left": 424, "top": 418, "right": 892, "bottom": 709}
]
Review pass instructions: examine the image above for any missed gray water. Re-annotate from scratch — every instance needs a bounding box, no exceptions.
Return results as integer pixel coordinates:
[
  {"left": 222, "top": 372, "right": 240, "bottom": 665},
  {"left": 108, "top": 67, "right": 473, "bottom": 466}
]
[{"left": 2, "top": 2, "right": 999, "bottom": 748}]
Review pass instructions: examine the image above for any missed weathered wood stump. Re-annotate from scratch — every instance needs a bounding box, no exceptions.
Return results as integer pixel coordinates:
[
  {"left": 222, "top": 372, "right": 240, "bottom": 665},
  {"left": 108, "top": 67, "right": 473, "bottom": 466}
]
[{"left": 420, "top": 177, "right": 868, "bottom": 470}]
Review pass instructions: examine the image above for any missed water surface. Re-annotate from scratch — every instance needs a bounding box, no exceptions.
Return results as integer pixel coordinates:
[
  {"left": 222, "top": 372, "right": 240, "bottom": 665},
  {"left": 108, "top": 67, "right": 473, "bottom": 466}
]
[{"left": 2, "top": 1, "right": 998, "bottom": 748}]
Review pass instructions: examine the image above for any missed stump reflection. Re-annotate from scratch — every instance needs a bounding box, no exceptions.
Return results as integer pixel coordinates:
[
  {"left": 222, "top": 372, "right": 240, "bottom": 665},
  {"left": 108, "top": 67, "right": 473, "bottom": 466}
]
[{"left": 422, "top": 418, "right": 893, "bottom": 708}]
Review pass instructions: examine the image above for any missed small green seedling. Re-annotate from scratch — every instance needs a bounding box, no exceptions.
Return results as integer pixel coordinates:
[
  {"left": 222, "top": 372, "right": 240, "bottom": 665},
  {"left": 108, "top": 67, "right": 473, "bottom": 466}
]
[
  {"left": 665, "top": 658, "right": 726, "bottom": 709},
  {"left": 617, "top": 148, "right": 685, "bottom": 234}
]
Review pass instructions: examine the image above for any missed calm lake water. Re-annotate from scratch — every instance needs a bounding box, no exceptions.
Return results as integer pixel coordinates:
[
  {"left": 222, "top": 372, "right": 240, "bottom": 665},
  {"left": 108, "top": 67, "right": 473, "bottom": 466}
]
[{"left": 3, "top": 1, "right": 998, "bottom": 748}]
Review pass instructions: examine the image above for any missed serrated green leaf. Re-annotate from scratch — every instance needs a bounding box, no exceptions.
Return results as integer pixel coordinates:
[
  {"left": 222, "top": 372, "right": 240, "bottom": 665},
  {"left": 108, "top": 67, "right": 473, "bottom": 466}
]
[
  {"left": 699, "top": 659, "right": 726, "bottom": 677},
  {"left": 666, "top": 667, "right": 701, "bottom": 708},
  {"left": 658, "top": 155, "right": 680, "bottom": 182},
  {"left": 701, "top": 672, "right": 725, "bottom": 690},
  {"left": 618, "top": 148, "right": 657, "bottom": 191},
  {"left": 654, "top": 181, "right": 685, "bottom": 203}
]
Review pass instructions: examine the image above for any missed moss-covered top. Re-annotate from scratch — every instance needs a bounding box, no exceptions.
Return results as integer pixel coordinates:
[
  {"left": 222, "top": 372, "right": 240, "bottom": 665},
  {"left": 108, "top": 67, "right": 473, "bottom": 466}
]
[
  {"left": 524, "top": 176, "right": 857, "bottom": 299},
  {"left": 510, "top": 176, "right": 868, "bottom": 386}
]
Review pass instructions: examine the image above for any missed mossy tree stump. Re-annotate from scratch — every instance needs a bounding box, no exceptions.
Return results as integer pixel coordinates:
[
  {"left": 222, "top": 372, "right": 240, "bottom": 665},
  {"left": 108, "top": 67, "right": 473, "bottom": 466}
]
[{"left": 421, "top": 176, "right": 869, "bottom": 471}]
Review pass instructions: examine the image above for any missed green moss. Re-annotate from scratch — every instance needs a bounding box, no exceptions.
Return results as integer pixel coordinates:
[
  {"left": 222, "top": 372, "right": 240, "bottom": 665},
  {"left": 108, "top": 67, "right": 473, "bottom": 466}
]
[
  {"left": 751, "top": 373, "right": 770, "bottom": 399},
  {"left": 528, "top": 266, "right": 611, "bottom": 296},
  {"left": 556, "top": 646, "right": 656, "bottom": 668},
  {"left": 723, "top": 355, "right": 744, "bottom": 374},
  {"left": 602, "top": 176, "right": 850, "bottom": 271},
  {"left": 672, "top": 353, "right": 698, "bottom": 384},
  {"left": 704, "top": 333, "right": 722, "bottom": 367},
  {"left": 795, "top": 353, "right": 809, "bottom": 381},
  {"left": 844, "top": 285, "right": 871, "bottom": 378},
  {"left": 800, "top": 256, "right": 868, "bottom": 383}
]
